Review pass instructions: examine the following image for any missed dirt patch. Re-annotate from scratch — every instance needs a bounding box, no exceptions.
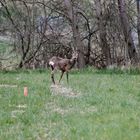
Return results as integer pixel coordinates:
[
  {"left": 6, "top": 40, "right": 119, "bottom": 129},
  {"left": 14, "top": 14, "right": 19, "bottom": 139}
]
[
  {"left": 46, "top": 101, "right": 97, "bottom": 116},
  {"left": 10, "top": 104, "right": 27, "bottom": 118},
  {"left": 0, "top": 84, "right": 17, "bottom": 88},
  {"left": 46, "top": 102, "right": 73, "bottom": 115},
  {"left": 50, "top": 84, "right": 80, "bottom": 98},
  {"left": 80, "top": 106, "right": 98, "bottom": 114},
  {"left": 16, "top": 104, "right": 27, "bottom": 109},
  {"left": 11, "top": 110, "right": 25, "bottom": 118}
]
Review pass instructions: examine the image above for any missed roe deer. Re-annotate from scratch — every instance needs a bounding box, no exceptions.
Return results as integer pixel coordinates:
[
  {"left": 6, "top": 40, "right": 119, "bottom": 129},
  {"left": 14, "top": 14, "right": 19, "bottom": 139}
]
[{"left": 49, "top": 51, "right": 78, "bottom": 84}]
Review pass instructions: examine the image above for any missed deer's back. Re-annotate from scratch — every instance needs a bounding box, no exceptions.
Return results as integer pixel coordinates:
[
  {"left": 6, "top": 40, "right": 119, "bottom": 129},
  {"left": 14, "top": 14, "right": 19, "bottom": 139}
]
[
  {"left": 49, "top": 56, "right": 71, "bottom": 70},
  {"left": 49, "top": 56, "right": 62, "bottom": 62}
]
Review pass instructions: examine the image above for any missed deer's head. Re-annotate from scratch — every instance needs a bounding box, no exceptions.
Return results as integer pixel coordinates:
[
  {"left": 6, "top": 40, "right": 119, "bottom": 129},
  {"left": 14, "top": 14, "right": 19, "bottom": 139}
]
[{"left": 71, "top": 51, "right": 78, "bottom": 61}]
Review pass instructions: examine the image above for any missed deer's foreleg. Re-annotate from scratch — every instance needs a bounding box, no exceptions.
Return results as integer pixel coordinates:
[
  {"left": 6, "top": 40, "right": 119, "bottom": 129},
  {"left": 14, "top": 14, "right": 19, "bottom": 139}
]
[
  {"left": 51, "top": 69, "right": 56, "bottom": 84},
  {"left": 66, "top": 71, "right": 69, "bottom": 84},
  {"left": 59, "top": 71, "right": 64, "bottom": 83}
]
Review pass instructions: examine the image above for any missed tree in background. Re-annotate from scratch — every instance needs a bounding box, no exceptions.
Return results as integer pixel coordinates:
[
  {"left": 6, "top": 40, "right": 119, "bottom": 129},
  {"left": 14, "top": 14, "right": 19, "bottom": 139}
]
[
  {"left": 94, "top": 0, "right": 111, "bottom": 66},
  {"left": 0, "top": 0, "right": 140, "bottom": 70},
  {"left": 64, "top": 0, "right": 86, "bottom": 68},
  {"left": 118, "top": 0, "right": 138, "bottom": 64}
]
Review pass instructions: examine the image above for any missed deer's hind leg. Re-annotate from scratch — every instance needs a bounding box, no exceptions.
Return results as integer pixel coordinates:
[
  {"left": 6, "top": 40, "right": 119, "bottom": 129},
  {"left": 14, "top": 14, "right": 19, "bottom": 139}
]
[{"left": 59, "top": 70, "right": 64, "bottom": 84}]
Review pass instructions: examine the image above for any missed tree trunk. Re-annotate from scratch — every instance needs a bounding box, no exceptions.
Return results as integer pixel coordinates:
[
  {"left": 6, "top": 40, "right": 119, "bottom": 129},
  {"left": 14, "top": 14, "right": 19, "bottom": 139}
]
[
  {"left": 64, "top": 0, "right": 85, "bottom": 68},
  {"left": 137, "top": 0, "right": 140, "bottom": 56},
  {"left": 94, "top": 0, "right": 111, "bottom": 66},
  {"left": 118, "top": 0, "right": 138, "bottom": 64}
]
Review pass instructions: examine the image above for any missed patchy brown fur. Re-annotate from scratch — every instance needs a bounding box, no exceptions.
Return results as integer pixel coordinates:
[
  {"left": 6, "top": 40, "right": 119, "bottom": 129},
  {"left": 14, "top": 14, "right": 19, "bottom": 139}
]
[{"left": 49, "top": 52, "right": 78, "bottom": 84}]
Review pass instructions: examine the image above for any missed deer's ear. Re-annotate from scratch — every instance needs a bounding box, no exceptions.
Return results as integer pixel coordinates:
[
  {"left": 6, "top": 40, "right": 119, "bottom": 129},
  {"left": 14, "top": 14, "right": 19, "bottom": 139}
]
[
  {"left": 73, "top": 51, "right": 78, "bottom": 58},
  {"left": 72, "top": 47, "right": 75, "bottom": 53},
  {"left": 75, "top": 50, "right": 79, "bottom": 55},
  {"left": 76, "top": 49, "right": 80, "bottom": 53},
  {"left": 76, "top": 52, "right": 79, "bottom": 57}
]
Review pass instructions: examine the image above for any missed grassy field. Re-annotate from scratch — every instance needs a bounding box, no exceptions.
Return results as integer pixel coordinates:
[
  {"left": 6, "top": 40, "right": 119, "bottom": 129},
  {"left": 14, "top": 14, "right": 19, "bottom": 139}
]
[{"left": 0, "top": 69, "right": 140, "bottom": 140}]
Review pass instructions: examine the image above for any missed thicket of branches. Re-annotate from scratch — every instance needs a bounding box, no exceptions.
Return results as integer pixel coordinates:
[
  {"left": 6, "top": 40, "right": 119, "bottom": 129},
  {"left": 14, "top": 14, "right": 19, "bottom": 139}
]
[{"left": 0, "top": 0, "right": 140, "bottom": 69}]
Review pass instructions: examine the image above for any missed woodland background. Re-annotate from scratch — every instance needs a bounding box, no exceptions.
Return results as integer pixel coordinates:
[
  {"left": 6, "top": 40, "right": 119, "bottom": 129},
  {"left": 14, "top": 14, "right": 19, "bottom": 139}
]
[{"left": 0, "top": 0, "right": 140, "bottom": 70}]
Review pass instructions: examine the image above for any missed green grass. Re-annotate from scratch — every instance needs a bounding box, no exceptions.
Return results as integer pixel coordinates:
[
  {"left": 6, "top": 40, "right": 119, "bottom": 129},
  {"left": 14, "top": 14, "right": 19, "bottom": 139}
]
[{"left": 0, "top": 69, "right": 140, "bottom": 140}]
